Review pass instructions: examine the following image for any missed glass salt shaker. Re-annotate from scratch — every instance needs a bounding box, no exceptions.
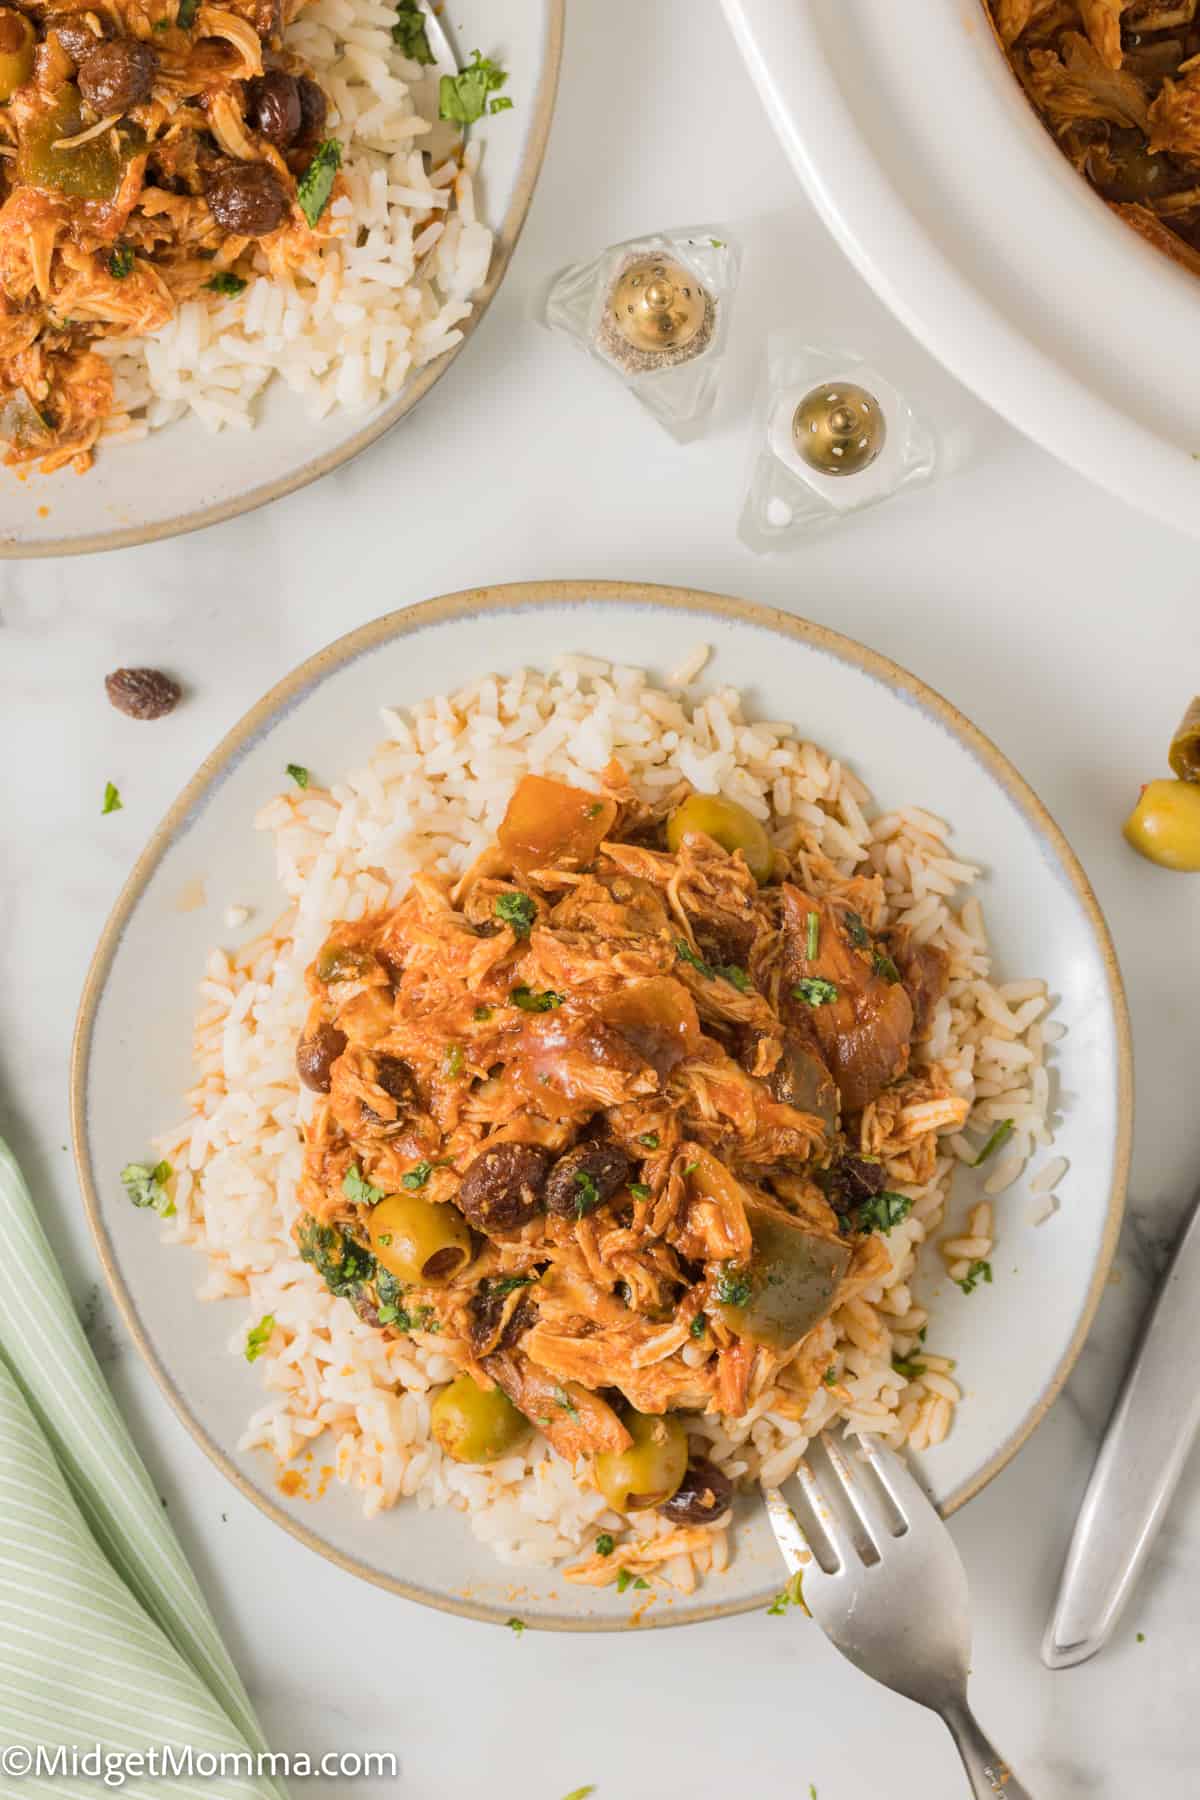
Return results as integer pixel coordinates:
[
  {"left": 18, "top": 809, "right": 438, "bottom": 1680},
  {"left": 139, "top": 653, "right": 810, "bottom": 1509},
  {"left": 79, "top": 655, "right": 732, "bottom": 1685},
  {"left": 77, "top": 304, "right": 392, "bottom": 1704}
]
[
  {"left": 740, "top": 335, "right": 938, "bottom": 550},
  {"left": 543, "top": 227, "right": 741, "bottom": 442}
]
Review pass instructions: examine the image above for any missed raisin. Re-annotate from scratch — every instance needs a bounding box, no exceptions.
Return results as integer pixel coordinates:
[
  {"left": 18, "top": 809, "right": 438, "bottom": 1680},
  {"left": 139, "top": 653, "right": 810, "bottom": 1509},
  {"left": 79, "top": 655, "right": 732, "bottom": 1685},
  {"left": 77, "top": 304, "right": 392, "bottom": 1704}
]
[{"left": 104, "top": 667, "right": 182, "bottom": 719}]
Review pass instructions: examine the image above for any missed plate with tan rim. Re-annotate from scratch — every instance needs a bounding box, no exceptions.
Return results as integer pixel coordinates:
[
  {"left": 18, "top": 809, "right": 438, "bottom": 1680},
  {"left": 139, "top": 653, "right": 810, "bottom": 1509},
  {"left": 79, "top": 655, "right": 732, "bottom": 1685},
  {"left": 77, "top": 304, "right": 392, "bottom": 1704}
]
[
  {"left": 71, "top": 580, "right": 1131, "bottom": 1630},
  {"left": 2, "top": 0, "right": 562, "bottom": 560}
]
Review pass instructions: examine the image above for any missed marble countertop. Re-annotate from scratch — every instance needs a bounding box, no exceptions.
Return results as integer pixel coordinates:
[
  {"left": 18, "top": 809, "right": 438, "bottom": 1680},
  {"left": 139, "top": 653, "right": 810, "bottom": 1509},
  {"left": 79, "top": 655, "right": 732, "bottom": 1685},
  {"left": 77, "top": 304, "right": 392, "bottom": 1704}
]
[{"left": 2, "top": 3, "right": 1198, "bottom": 1794}]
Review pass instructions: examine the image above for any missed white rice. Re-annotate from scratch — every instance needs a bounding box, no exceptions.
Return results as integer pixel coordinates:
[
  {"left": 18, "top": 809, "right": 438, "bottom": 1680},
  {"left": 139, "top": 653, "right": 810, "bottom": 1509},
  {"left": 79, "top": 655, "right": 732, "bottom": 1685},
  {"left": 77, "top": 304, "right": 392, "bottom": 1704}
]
[
  {"left": 154, "top": 647, "right": 1062, "bottom": 1592},
  {"left": 96, "top": 3, "right": 492, "bottom": 441}
]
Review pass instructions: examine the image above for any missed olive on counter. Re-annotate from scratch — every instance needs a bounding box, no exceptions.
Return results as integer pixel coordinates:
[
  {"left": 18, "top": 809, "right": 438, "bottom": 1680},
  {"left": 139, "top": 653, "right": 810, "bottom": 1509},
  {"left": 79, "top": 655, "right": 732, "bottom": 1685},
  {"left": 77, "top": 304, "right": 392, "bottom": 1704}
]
[
  {"left": 666, "top": 792, "right": 773, "bottom": 886},
  {"left": 296, "top": 1021, "right": 347, "bottom": 1093},
  {"left": 77, "top": 37, "right": 157, "bottom": 115},
  {"left": 660, "top": 1456, "right": 733, "bottom": 1525},
  {"left": 594, "top": 1408, "right": 688, "bottom": 1513},
  {"left": 457, "top": 1142, "right": 549, "bottom": 1232},
  {"left": 367, "top": 1191, "right": 472, "bottom": 1284},
  {"left": 0, "top": 7, "right": 36, "bottom": 102},
  {"left": 204, "top": 160, "right": 291, "bottom": 237},
  {"left": 430, "top": 1374, "right": 531, "bottom": 1464},
  {"left": 1123, "top": 778, "right": 1200, "bottom": 872}
]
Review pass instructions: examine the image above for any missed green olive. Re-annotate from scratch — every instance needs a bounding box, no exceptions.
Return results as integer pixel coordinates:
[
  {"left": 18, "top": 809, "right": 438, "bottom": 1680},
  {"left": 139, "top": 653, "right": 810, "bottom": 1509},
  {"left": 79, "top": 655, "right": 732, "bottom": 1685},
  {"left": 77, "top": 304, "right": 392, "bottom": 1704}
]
[
  {"left": 715, "top": 1207, "right": 850, "bottom": 1353},
  {"left": 0, "top": 7, "right": 35, "bottom": 102},
  {"left": 367, "top": 1192, "right": 472, "bottom": 1285},
  {"left": 667, "top": 793, "right": 773, "bottom": 885},
  {"left": 315, "top": 942, "right": 374, "bottom": 983},
  {"left": 431, "top": 1374, "right": 531, "bottom": 1464},
  {"left": 1123, "top": 778, "right": 1200, "bottom": 872},
  {"left": 594, "top": 1407, "right": 688, "bottom": 1513},
  {"left": 16, "top": 87, "right": 138, "bottom": 202}
]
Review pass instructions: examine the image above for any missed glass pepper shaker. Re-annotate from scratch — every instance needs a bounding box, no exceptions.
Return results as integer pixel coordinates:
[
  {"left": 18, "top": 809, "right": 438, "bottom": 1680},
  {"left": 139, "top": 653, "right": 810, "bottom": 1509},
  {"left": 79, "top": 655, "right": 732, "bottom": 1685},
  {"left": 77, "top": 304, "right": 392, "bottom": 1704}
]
[
  {"left": 740, "top": 335, "right": 938, "bottom": 550},
  {"left": 543, "top": 227, "right": 742, "bottom": 442}
]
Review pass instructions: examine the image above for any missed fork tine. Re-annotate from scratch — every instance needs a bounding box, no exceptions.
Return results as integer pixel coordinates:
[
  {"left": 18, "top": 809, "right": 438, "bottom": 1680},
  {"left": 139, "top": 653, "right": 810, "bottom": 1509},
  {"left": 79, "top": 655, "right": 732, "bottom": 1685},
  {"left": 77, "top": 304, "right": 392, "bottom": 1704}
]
[
  {"left": 856, "top": 1431, "right": 939, "bottom": 1526},
  {"left": 814, "top": 1432, "right": 885, "bottom": 1563},
  {"left": 792, "top": 1453, "right": 850, "bottom": 1573}
]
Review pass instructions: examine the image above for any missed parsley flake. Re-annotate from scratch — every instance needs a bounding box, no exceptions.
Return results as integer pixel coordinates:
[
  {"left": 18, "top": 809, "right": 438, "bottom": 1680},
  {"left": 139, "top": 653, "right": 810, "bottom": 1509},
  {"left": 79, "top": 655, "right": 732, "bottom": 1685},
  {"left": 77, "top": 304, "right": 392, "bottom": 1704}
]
[
  {"left": 822, "top": 1365, "right": 837, "bottom": 1387},
  {"left": 205, "top": 271, "right": 247, "bottom": 297},
  {"left": 511, "top": 985, "right": 563, "bottom": 1012},
  {"left": 102, "top": 781, "right": 123, "bottom": 815},
  {"left": 689, "top": 1314, "right": 707, "bottom": 1339},
  {"left": 177, "top": 0, "right": 198, "bottom": 25},
  {"left": 766, "top": 1570, "right": 806, "bottom": 1615},
  {"left": 956, "top": 1258, "right": 993, "bottom": 1296},
  {"left": 392, "top": 0, "right": 434, "bottom": 62},
  {"left": 574, "top": 1171, "right": 600, "bottom": 1218},
  {"left": 638, "top": 1132, "right": 659, "bottom": 1149},
  {"left": 714, "top": 962, "right": 752, "bottom": 992},
  {"left": 615, "top": 1567, "right": 648, "bottom": 1594},
  {"left": 494, "top": 891, "right": 536, "bottom": 937},
  {"left": 629, "top": 1182, "right": 651, "bottom": 1201},
  {"left": 714, "top": 1264, "right": 752, "bottom": 1309},
  {"left": 842, "top": 909, "right": 870, "bottom": 949},
  {"left": 439, "top": 49, "right": 510, "bottom": 124},
  {"left": 108, "top": 245, "right": 135, "bottom": 279},
  {"left": 443, "top": 1044, "right": 464, "bottom": 1077},
  {"left": 286, "top": 763, "right": 310, "bottom": 789},
  {"left": 472, "top": 1004, "right": 493, "bottom": 1022},
  {"left": 856, "top": 1191, "right": 913, "bottom": 1235},
  {"left": 552, "top": 1384, "right": 579, "bottom": 1420},
  {"left": 245, "top": 1314, "right": 275, "bottom": 1363},
  {"left": 873, "top": 948, "right": 902, "bottom": 985},
  {"left": 595, "top": 1533, "right": 614, "bottom": 1557},
  {"left": 891, "top": 1355, "right": 926, "bottom": 1381},
  {"left": 296, "top": 138, "right": 342, "bottom": 228},
  {"left": 120, "top": 1160, "right": 174, "bottom": 1217},
  {"left": 506, "top": 1615, "right": 526, "bottom": 1635},
  {"left": 972, "top": 1119, "right": 1014, "bottom": 1167},
  {"left": 342, "top": 1163, "right": 385, "bottom": 1207},
  {"left": 793, "top": 977, "right": 839, "bottom": 1007},
  {"left": 401, "top": 1161, "right": 433, "bottom": 1190}
]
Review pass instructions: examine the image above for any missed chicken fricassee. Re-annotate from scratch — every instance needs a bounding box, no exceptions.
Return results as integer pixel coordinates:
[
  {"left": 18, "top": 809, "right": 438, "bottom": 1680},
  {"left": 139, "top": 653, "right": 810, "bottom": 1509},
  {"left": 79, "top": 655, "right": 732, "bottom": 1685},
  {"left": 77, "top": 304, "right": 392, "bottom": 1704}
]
[{"left": 295, "top": 770, "right": 964, "bottom": 1524}]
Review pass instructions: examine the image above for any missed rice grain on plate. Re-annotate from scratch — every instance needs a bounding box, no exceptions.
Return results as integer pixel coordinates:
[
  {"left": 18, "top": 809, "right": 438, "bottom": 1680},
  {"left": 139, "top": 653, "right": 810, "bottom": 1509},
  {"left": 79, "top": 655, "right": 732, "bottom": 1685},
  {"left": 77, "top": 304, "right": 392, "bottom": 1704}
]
[{"left": 155, "top": 649, "right": 1059, "bottom": 1591}]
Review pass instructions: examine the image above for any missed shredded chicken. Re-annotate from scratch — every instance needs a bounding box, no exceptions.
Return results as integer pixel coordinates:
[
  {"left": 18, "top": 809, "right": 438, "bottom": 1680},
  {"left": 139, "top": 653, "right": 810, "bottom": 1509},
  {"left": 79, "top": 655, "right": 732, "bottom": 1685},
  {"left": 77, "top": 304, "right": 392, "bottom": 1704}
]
[
  {"left": 292, "top": 772, "right": 971, "bottom": 1525},
  {"left": 988, "top": 0, "right": 1200, "bottom": 271},
  {"left": 0, "top": 0, "right": 339, "bottom": 471}
]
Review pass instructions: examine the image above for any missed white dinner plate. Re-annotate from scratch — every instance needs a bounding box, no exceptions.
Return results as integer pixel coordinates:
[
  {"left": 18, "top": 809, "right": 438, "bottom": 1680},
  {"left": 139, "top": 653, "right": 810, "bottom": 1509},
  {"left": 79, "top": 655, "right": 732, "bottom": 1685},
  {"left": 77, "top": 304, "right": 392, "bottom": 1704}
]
[
  {"left": 3, "top": 0, "right": 562, "bottom": 559},
  {"left": 72, "top": 581, "right": 1131, "bottom": 1629},
  {"left": 723, "top": 0, "right": 1200, "bottom": 540}
]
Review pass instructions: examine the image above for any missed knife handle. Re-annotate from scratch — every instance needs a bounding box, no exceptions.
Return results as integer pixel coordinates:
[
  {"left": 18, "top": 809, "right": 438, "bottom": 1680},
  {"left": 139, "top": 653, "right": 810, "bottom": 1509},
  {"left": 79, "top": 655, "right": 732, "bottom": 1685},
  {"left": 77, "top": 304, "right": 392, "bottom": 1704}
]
[{"left": 1044, "top": 1198, "right": 1200, "bottom": 1668}]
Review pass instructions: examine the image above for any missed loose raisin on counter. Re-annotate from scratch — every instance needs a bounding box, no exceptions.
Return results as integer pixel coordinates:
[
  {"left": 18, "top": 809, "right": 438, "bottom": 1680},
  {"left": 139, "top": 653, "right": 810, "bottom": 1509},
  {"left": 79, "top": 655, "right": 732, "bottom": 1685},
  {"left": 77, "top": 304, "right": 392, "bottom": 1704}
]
[{"left": 105, "top": 667, "right": 182, "bottom": 720}]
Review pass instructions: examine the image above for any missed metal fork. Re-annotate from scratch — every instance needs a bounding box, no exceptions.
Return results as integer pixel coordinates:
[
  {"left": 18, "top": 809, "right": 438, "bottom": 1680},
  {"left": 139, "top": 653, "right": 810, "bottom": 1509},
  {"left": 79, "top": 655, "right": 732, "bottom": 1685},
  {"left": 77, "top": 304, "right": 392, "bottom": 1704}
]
[{"left": 766, "top": 1434, "right": 1035, "bottom": 1799}]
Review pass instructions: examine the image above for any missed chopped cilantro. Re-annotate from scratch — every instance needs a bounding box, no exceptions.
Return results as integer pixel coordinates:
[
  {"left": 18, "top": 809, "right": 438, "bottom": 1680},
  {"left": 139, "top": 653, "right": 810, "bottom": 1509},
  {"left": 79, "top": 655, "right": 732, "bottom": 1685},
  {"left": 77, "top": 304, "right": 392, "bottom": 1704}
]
[
  {"left": 842, "top": 909, "right": 870, "bottom": 949},
  {"left": 806, "top": 911, "right": 819, "bottom": 959},
  {"left": 766, "top": 1570, "right": 806, "bottom": 1615},
  {"left": 177, "top": 0, "right": 198, "bottom": 24},
  {"left": 714, "top": 1264, "right": 752, "bottom": 1309},
  {"left": 439, "top": 49, "right": 510, "bottom": 124},
  {"left": 574, "top": 1170, "right": 600, "bottom": 1218},
  {"left": 286, "top": 763, "right": 310, "bottom": 788},
  {"left": 552, "top": 1384, "right": 579, "bottom": 1420},
  {"left": 873, "top": 948, "right": 902, "bottom": 985},
  {"left": 296, "top": 139, "right": 342, "bottom": 229},
  {"left": 510, "top": 985, "right": 563, "bottom": 1012},
  {"left": 484, "top": 1273, "right": 534, "bottom": 1298},
  {"left": 392, "top": 0, "right": 433, "bottom": 62},
  {"left": 615, "top": 1567, "right": 648, "bottom": 1594},
  {"left": 972, "top": 1119, "right": 1014, "bottom": 1167},
  {"left": 443, "top": 1044, "right": 464, "bottom": 1076},
  {"left": 342, "top": 1162, "right": 385, "bottom": 1207},
  {"left": 822, "top": 1365, "right": 837, "bottom": 1387},
  {"left": 120, "top": 1160, "right": 174, "bottom": 1218},
  {"left": 689, "top": 1314, "right": 707, "bottom": 1339},
  {"left": 638, "top": 1132, "right": 659, "bottom": 1150},
  {"left": 108, "top": 246, "right": 135, "bottom": 279},
  {"left": 205, "top": 271, "right": 247, "bottom": 297},
  {"left": 793, "top": 977, "right": 839, "bottom": 1007},
  {"left": 472, "top": 1004, "right": 493, "bottom": 1022},
  {"left": 714, "top": 962, "right": 752, "bottom": 993},
  {"left": 956, "top": 1258, "right": 993, "bottom": 1296},
  {"left": 244, "top": 1314, "right": 275, "bottom": 1363},
  {"left": 629, "top": 1182, "right": 651, "bottom": 1201},
  {"left": 401, "top": 1161, "right": 433, "bottom": 1190},
  {"left": 494, "top": 891, "right": 536, "bottom": 937},
  {"left": 102, "top": 781, "right": 122, "bottom": 815},
  {"left": 856, "top": 1191, "right": 913, "bottom": 1235},
  {"left": 892, "top": 1355, "right": 926, "bottom": 1381},
  {"left": 297, "top": 1216, "right": 375, "bottom": 1297},
  {"left": 506, "top": 1615, "right": 526, "bottom": 1635},
  {"left": 595, "top": 1533, "right": 614, "bottom": 1557},
  {"left": 675, "top": 938, "right": 713, "bottom": 977}
]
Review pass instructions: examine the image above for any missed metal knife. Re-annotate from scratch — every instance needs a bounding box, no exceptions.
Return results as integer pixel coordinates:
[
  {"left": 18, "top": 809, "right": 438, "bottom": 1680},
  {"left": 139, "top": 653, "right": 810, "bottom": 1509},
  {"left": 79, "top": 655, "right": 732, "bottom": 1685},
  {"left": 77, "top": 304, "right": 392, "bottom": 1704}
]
[{"left": 1044, "top": 1193, "right": 1200, "bottom": 1668}]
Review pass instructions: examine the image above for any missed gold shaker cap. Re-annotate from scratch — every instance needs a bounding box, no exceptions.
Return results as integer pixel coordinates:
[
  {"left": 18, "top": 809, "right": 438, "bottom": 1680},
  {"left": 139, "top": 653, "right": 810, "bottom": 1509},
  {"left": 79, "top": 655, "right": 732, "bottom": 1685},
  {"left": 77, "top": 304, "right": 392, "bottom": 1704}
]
[
  {"left": 792, "top": 382, "right": 886, "bottom": 476},
  {"left": 610, "top": 256, "right": 707, "bottom": 353}
]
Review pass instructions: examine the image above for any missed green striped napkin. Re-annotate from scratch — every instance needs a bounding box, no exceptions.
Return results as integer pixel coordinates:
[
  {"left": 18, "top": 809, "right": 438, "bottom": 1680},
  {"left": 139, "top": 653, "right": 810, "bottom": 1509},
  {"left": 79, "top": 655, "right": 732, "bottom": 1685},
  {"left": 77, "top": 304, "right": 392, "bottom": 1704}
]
[{"left": 0, "top": 1136, "right": 287, "bottom": 1799}]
